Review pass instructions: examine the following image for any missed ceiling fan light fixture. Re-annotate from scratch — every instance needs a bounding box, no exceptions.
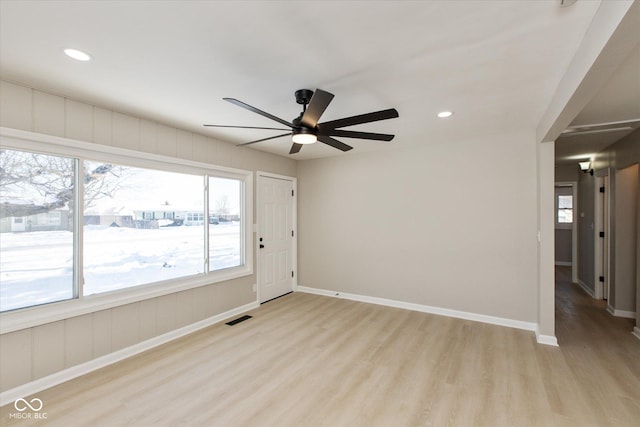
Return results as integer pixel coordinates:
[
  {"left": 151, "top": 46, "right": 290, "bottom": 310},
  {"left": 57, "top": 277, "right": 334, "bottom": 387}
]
[
  {"left": 292, "top": 130, "right": 317, "bottom": 145},
  {"left": 579, "top": 161, "right": 591, "bottom": 172}
]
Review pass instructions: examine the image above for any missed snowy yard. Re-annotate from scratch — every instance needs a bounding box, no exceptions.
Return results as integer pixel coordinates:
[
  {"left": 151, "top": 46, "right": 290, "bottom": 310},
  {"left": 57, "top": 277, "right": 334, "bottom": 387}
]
[{"left": 0, "top": 223, "right": 241, "bottom": 311}]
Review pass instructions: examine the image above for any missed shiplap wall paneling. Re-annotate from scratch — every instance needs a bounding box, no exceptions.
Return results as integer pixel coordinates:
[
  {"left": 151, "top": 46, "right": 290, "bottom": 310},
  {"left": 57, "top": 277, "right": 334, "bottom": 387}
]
[
  {"left": 64, "top": 314, "right": 94, "bottom": 367},
  {"left": 0, "top": 329, "right": 32, "bottom": 390}
]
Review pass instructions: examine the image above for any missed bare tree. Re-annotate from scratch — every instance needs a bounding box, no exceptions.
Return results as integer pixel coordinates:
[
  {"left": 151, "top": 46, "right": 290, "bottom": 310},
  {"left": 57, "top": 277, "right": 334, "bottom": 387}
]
[
  {"left": 0, "top": 149, "right": 125, "bottom": 220},
  {"left": 215, "top": 195, "right": 230, "bottom": 217}
]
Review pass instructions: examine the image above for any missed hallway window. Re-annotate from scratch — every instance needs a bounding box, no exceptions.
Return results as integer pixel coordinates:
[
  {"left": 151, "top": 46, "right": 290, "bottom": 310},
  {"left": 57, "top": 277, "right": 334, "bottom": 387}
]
[{"left": 557, "top": 194, "right": 573, "bottom": 224}]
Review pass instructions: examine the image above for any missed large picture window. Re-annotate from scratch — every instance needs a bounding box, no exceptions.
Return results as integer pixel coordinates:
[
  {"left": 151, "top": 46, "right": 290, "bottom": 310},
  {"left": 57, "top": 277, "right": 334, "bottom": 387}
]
[
  {"left": 83, "top": 162, "right": 206, "bottom": 295},
  {"left": 0, "top": 135, "right": 252, "bottom": 314},
  {"left": 0, "top": 149, "right": 76, "bottom": 311}
]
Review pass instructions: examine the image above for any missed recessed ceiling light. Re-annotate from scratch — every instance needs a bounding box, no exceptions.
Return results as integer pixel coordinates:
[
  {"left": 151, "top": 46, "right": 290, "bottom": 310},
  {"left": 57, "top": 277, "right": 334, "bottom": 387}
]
[
  {"left": 64, "top": 48, "right": 92, "bottom": 61},
  {"left": 437, "top": 111, "right": 453, "bottom": 118}
]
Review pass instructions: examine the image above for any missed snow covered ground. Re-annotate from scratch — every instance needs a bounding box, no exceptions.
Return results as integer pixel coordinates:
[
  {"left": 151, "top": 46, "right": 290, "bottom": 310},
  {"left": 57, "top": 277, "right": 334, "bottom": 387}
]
[{"left": 0, "top": 223, "right": 241, "bottom": 311}]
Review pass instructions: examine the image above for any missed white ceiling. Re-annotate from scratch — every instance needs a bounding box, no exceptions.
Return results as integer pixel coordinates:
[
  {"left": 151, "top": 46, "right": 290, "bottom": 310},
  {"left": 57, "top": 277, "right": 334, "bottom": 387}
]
[
  {"left": 555, "top": 41, "right": 640, "bottom": 165},
  {"left": 1, "top": 0, "right": 632, "bottom": 162}
]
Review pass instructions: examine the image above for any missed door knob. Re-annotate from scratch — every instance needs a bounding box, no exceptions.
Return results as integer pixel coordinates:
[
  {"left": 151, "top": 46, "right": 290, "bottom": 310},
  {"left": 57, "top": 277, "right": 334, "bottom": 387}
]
[{"left": 259, "top": 244, "right": 265, "bottom": 249}]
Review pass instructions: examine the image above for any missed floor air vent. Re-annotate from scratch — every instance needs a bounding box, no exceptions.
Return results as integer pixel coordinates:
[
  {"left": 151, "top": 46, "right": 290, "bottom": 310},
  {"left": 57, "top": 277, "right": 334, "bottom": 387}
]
[{"left": 225, "top": 315, "right": 252, "bottom": 326}]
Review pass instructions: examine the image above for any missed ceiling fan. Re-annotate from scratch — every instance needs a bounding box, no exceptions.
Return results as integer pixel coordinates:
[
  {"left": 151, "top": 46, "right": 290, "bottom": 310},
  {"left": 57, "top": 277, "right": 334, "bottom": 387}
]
[{"left": 204, "top": 89, "right": 399, "bottom": 154}]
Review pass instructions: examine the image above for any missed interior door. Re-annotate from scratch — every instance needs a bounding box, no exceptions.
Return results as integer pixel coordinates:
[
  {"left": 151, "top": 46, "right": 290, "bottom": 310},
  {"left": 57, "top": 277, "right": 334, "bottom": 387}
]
[
  {"left": 603, "top": 175, "right": 609, "bottom": 300},
  {"left": 258, "top": 174, "right": 295, "bottom": 303}
]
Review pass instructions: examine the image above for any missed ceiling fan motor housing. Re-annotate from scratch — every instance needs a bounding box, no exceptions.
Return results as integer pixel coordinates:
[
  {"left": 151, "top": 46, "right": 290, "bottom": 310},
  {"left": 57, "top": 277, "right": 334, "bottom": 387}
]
[{"left": 295, "top": 89, "right": 314, "bottom": 105}]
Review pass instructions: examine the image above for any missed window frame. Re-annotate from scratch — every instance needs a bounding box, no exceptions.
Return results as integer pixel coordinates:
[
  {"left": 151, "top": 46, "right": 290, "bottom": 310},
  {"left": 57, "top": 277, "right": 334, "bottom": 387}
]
[
  {"left": 0, "top": 127, "right": 253, "bottom": 333},
  {"left": 557, "top": 195, "right": 573, "bottom": 224},
  {"left": 554, "top": 187, "right": 573, "bottom": 230}
]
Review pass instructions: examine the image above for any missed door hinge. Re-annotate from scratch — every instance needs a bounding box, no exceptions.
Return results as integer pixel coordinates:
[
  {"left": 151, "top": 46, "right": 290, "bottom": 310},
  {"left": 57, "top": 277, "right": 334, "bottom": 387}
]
[
  {"left": 600, "top": 186, "right": 605, "bottom": 193},
  {"left": 599, "top": 276, "right": 605, "bottom": 282},
  {"left": 292, "top": 189, "right": 294, "bottom": 197},
  {"left": 292, "top": 230, "right": 294, "bottom": 237},
  {"left": 292, "top": 271, "right": 294, "bottom": 278},
  {"left": 599, "top": 231, "right": 605, "bottom": 238}
]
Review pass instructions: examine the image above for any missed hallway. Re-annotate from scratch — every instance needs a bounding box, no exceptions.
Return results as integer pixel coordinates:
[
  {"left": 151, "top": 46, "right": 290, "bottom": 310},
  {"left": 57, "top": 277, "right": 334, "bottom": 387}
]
[
  {"left": 548, "top": 266, "right": 640, "bottom": 425},
  {"left": 555, "top": 266, "right": 636, "bottom": 345}
]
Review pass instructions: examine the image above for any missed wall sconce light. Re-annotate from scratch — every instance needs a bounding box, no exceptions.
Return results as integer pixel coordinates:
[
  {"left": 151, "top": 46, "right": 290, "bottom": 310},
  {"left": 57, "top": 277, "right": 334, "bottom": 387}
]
[{"left": 579, "top": 161, "right": 593, "bottom": 175}]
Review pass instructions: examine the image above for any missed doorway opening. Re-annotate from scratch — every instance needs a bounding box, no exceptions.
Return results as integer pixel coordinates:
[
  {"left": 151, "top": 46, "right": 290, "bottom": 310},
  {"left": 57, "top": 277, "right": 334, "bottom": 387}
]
[{"left": 555, "top": 182, "right": 578, "bottom": 283}]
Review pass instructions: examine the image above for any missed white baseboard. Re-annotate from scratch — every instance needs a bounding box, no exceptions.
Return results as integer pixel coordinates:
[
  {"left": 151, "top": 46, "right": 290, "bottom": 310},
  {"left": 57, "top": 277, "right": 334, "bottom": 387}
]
[
  {"left": 297, "top": 286, "right": 556, "bottom": 346},
  {"left": 0, "top": 301, "right": 259, "bottom": 407},
  {"left": 555, "top": 261, "right": 572, "bottom": 267},
  {"left": 576, "top": 279, "right": 595, "bottom": 298},
  {"left": 536, "top": 326, "right": 559, "bottom": 347},
  {"left": 609, "top": 307, "right": 636, "bottom": 319},
  {"left": 633, "top": 327, "right": 640, "bottom": 341}
]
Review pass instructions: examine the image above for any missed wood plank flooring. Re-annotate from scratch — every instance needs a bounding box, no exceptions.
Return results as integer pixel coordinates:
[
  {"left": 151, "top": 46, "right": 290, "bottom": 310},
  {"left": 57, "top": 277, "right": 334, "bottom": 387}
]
[{"left": 1, "top": 268, "right": 639, "bottom": 426}]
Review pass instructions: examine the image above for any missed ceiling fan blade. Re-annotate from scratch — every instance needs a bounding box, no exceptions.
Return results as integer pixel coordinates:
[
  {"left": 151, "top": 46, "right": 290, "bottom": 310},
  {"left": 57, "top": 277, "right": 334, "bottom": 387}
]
[
  {"left": 301, "top": 89, "right": 334, "bottom": 128},
  {"left": 324, "top": 129, "right": 395, "bottom": 141},
  {"left": 224, "top": 98, "right": 294, "bottom": 128},
  {"left": 318, "top": 135, "right": 353, "bottom": 152},
  {"left": 289, "top": 143, "right": 303, "bottom": 154},
  {"left": 236, "top": 133, "right": 291, "bottom": 147},
  {"left": 204, "top": 124, "right": 290, "bottom": 131},
  {"left": 319, "top": 108, "right": 399, "bottom": 130}
]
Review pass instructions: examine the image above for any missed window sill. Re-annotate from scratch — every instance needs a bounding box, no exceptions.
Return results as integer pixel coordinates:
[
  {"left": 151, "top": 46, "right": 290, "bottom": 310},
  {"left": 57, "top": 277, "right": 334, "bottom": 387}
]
[
  {"left": 555, "top": 223, "right": 573, "bottom": 230},
  {"left": 0, "top": 265, "right": 252, "bottom": 335}
]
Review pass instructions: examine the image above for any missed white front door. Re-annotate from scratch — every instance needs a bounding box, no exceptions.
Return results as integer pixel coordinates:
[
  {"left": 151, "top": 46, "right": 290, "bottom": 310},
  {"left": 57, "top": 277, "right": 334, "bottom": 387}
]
[{"left": 258, "top": 174, "right": 295, "bottom": 303}]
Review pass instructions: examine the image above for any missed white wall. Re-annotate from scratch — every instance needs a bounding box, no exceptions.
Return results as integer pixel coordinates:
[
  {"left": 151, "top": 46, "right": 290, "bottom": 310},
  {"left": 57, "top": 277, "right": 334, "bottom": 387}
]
[
  {"left": 298, "top": 131, "right": 539, "bottom": 323},
  {"left": 614, "top": 164, "right": 638, "bottom": 313},
  {"left": 0, "top": 80, "right": 296, "bottom": 394}
]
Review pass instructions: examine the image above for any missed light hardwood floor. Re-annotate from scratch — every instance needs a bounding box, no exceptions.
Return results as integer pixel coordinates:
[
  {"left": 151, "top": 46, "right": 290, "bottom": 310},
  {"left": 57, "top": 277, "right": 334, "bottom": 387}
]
[{"left": 1, "top": 268, "right": 639, "bottom": 426}]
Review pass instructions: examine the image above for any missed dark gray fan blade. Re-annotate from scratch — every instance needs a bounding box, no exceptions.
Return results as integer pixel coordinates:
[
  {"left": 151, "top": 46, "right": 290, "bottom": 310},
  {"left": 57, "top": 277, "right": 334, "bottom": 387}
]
[
  {"left": 318, "top": 135, "right": 353, "bottom": 152},
  {"left": 301, "top": 89, "right": 334, "bottom": 128},
  {"left": 224, "top": 98, "right": 294, "bottom": 128},
  {"left": 204, "top": 124, "right": 290, "bottom": 131},
  {"left": 236, "top": 133, "right": 291, "bottom": 147},
  {"left": 289, "top": 143, "right": 303, "bottom": 154},
  {"left": 324, "top": 129, "right": 395, "bottom": 141},
  {"left": 319, "top": 108, "right": 399, "bottom": 130}
]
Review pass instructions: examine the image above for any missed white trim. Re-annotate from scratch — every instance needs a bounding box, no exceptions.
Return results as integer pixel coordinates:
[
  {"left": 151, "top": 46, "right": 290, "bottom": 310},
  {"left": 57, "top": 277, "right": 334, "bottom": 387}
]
[
  {"left": 536, "top": 326, "right": 559, "bottom": 347},
  {"left": 576, "top": 279, "right": 596, "bottom": 298},
  {"left": 0, "top": 127, "right": 254, "bottom": 333},
  {"left": 555, "top": 261, "right": 572, "bottom": 267},
  {"left": 256, "top": 172, "right": 297, "bottom": 303},
  {"left": 0, "top": 301, "right": 259, "bottom": 407},
  {"left": 0, "top": 127, "right": 246, "bottom": 177},
  {"left": 609, "top": 308, "right": 636, "bottom": 319},
  {"left": 632, "top": 327, "right": 640, "bottom": 341},
  {"left": 296, "top": 285, "right": 550, "bottom": 337},
  {"left": 1, "top": 269, "right": 249, "bottom": 334}
]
